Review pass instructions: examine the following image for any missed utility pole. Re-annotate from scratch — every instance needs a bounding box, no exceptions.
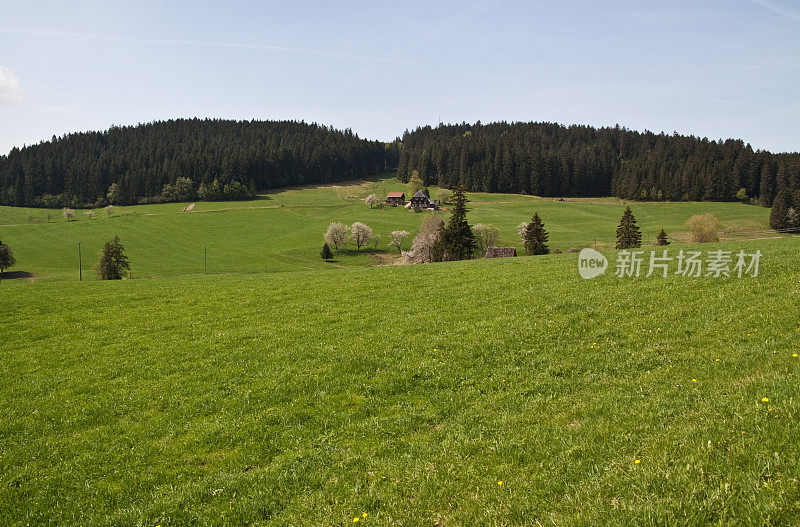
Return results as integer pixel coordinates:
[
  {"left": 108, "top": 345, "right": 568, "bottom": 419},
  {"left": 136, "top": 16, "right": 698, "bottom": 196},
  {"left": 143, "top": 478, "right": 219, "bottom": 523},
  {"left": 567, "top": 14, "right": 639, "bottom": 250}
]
[{"left": 78, "top": 242, "right": 82, "bottom": 281}]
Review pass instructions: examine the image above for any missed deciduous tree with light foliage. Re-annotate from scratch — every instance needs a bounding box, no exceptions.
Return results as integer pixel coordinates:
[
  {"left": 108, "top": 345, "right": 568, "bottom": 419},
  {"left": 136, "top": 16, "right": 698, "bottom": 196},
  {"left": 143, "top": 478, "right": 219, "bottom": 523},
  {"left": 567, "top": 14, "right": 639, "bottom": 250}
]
[
  {"left": 408, "top": 172, "right": 424, "bottom": 197},
  {"left": 473, "top": 223, "right": 500, "bottom": 256},
  {"left": 402, "top": 216, "right": 445, "bottom": 264},
  {"left": 437, "top": 188, "right": 452, "bottom": 204},
  {"left": 516, "top": 222, "right": 529, "bottom": 241},
  {"left": 351, "top": 222, "right": 373, "bottom": 251},
  {"left": 62, "top": 207, "right": 75, "bottom": 221},
  {"left": 365, "top": 193, "right": 380, "bottom": 208},
  {"left": 324, "top": 222, "right": 350, "bottom": 252},
  {"left": 389, "top": 230, "right": 409, "bottom": 252}
]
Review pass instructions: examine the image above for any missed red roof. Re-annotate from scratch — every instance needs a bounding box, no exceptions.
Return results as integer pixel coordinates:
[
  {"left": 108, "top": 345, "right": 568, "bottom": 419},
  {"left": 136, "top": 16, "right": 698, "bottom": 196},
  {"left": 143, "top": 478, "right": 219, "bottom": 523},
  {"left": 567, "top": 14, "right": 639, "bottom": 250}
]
[{"left": 386, "top": 192, "right": 405, "bottom": 198}]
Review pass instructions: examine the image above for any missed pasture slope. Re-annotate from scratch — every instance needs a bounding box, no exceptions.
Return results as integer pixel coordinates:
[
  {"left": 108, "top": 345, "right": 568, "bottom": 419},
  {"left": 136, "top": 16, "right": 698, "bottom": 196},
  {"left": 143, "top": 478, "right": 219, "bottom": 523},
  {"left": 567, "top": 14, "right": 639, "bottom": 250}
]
[
  {"left": 0, "top": 174, "right": 775, "bottom": 281},
  {"left": 1, "top": 233, "right": 799, "bottom": 524}
]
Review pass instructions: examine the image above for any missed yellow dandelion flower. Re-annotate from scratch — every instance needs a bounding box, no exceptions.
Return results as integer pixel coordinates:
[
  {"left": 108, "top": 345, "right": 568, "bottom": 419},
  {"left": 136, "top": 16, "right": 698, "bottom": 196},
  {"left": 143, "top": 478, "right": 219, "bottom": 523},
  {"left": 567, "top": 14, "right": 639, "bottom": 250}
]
[
  {"left": 762, "top": 397, "right": 769, "bottom": 403},
  {"left": 793, "top": 353, "right": 798, "bottom": 358},
  {"left": 715, "top": 358, "right": 720, "bottom": 362},
  {"left": 498, "top": 480, "right": 503, "bottom": 485},
  {"left": 692, "top": 379, "right": 697, "bottom": 382},
  {"left": 353, "top": 518, "right": 359, "bottom": 523},
  {"left": 363, "top": 513, "right": 368, "bottom": 518},
  {"left": 634, "top": 459, "right": 641, "bottom": 464}
]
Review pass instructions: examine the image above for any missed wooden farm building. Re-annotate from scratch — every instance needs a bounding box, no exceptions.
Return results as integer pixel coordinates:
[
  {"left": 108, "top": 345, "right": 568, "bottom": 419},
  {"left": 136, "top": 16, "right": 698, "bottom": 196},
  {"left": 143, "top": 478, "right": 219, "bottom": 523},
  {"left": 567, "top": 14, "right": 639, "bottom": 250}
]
[
  {"left": 485, "top": 247, "right": 517, "bottom": 258},
  {"left": 410, "top": 190, "right": 436, "bottom": 209},
  {"left": 386, "top": 192, "right": 405, "bottom": 206}
]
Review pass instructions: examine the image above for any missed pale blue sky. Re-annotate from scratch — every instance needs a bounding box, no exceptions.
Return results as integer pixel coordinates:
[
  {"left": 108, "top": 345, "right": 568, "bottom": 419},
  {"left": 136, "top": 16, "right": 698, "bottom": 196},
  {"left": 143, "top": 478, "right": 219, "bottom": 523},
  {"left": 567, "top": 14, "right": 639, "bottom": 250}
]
[{"left": 1, "top": 0, "right": 799, "bottom": 154}]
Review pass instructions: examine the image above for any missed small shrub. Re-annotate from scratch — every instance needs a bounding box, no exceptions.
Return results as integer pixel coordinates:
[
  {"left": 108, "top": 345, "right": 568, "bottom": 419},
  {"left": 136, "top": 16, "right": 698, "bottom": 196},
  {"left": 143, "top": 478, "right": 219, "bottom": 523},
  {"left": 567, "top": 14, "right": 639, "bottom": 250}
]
[
  {"left": 686, "top": 214, "right": 721, "bottom": 243},
  {"left": 320, "top": 243, "right": 333, "bottom": 261},
  {"left": 736, "top": 188, "right": 749, "bottom": 202}
]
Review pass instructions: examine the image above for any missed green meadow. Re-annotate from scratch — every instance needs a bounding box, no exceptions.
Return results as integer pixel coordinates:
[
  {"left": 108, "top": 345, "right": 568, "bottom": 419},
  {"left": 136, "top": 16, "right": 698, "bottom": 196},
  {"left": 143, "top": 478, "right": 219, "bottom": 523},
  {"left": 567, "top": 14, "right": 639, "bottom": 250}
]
[
  {"left": 0, "top": 175, "right": 774, "bottom": 281},
  {"left": 1, "top": 178, "right": 799, "bottom": 524}
]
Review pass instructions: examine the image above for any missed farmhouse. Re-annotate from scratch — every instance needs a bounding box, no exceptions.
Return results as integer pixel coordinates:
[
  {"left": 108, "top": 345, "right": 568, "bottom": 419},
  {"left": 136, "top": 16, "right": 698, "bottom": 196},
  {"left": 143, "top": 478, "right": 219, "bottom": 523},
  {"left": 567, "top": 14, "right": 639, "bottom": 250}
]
[
  {"left": 485, "top": 247, "right": 517, "bottom": 258},
  {"left": 386, "top": 192, "right": 405, "bottom": 206},
  {"left": 410, "top": 190, "right": 436, "bottom": 210}
]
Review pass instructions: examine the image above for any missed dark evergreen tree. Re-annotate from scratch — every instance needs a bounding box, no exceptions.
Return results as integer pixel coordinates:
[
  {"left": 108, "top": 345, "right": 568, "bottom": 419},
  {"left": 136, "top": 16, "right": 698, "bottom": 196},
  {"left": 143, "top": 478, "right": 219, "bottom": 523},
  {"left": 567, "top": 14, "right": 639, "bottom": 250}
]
[
  {"left": 95, "top": 235, "right": 130, "bottom": 280},
  {"left": 769, "top": 189, "right": 794, "bottom": 230},
  {"left": 441, "top": 187, "right": 476, "bottom": 260},
  {"left": 0, "top": 240, "right": 16, "bottom": 278},
  {"left": 320, "top": 242, "right": 333, "bottom": 261},
  {"left": 616, "top": 206, "right": 642, "bottom": 249},
  {"left": 655, "top": 228, "right": 670, "bottom": 246},
  {"left": 523, "top": 213, "right": 550, "bottom": 255}
]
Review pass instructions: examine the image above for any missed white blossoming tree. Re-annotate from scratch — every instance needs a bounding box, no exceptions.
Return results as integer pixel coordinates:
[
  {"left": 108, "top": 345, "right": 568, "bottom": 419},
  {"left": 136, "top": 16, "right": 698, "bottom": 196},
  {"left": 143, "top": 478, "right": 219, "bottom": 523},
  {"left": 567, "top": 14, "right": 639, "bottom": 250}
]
[
  {"left": 516, "top": 222, "right": 529, "bottom": 241},
  {"left": 324, "top": 222, "right": 350, "bottom": 252},
  {"left": 365, "top": 193, "right": 380, "bottom": 208},
  {"left": 351, "top": 222, "right": 373, "bottom": 251},
  {"left": 473, "top": 223, "right": 500, "bottom": 255},
  {"left": 389, "top": 230, "right": 410, "bottom": 252}
]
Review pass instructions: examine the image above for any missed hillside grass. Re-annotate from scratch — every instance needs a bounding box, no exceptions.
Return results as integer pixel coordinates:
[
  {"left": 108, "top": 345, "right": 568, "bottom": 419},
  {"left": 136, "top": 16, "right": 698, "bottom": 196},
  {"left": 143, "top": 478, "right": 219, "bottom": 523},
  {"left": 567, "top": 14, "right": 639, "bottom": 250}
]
[
  {"left": 0, "top": 175, "right": 775, "bottom": 281},
  {"left": 1, "top": 237, "right": 799, "bottom": 525}
]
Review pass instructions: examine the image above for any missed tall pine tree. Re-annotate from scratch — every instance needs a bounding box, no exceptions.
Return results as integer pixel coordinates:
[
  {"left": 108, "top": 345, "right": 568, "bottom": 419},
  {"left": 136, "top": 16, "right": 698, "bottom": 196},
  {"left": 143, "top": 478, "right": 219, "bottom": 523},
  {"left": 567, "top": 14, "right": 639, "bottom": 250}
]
[
  {"left": 441, "top": 187, "right": 476, "bottom": 260},
  {"left": 616, "top": 206, "right": 642, "bottom": 249},
  {"left": 523, "top": 213, "right": 549, "bottom": 255}
]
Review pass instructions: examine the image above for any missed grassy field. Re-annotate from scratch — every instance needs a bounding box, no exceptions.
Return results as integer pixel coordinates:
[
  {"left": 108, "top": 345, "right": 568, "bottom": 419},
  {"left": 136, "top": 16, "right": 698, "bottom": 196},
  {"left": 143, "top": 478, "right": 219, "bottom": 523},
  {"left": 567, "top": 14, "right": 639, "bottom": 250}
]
[
  {"left": 2, "top": 234, "right": 799, "bottom": 524},
  {"left": 0, "top": 174, "right": 776, "bottom": 281}
]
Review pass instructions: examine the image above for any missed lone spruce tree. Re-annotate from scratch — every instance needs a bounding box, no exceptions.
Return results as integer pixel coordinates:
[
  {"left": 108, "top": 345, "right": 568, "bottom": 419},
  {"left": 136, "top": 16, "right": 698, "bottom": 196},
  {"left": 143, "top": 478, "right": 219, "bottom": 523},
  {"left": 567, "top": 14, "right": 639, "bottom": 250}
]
[
  {"left": 655, "top": 228, "right": 669, "bottom": 246},
  {"left": 320, "top": 242, "right": 333, "bottom": 261},
  {"left": 441, "top": 187, "right": 476, "bottom": 260},
  {"left": 0, "top": 240, "right": 16, "bottom": 278},
  {"left": 616, "top": 206, "right": 642, "bottom": 249},
  {"left": 96, "top": 235, "right": 130, "bottom": 280},
  {"left": 523, "top": 213, "right": 550, "bottom": 255}
]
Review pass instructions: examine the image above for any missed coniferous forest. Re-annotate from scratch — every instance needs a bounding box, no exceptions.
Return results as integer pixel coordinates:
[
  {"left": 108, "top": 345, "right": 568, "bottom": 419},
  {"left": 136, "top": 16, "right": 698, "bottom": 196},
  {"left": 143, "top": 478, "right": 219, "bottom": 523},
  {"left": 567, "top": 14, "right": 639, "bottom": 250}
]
[
  {"left": 396, "top": 122, "right": 800, "bottom": 206},
  {"left": 2, "top": 119, "right": 799, "bottom": 208},
  {"left": 0, "top": 119, "right": 396, "bottom": 207}
]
